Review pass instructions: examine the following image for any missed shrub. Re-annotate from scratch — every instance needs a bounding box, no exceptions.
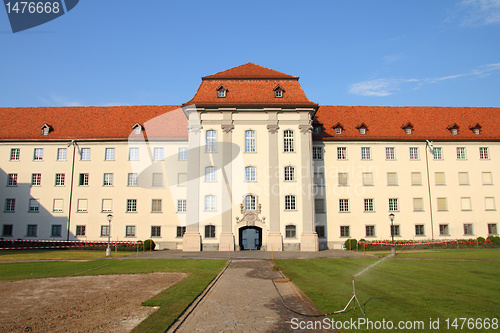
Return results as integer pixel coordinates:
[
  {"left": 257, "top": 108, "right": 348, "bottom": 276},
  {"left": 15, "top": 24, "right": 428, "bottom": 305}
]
[
  {"left": 344, "top": 238, "right": 357, "bottom": 251},
  {"left": 488, "top": 236, "right": 500, "bottom": 246},
  {"left": 140, "top": 239, "right": 156, "bottom": 251}
]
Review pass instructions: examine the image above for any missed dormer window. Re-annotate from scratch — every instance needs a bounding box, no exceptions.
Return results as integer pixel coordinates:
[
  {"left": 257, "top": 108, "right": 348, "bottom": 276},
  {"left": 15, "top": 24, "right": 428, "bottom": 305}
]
[
  {"left": 312, "top": 126, "right": 321, "bottom": 135},
  {"left": 335, "top": 128, "right": 342, "bottom": 135},
  {"left": 469, "top": 123, "right": 482, "bottom": 135},
  {"left": 447, "top": 123, "right": 460, "bottom": 135},
  {"left": 333, "top": 122, "right": 344, "bottom": 135},
  {"left": 473, "top": 128, "right": 480, "bottom": 135},
  {"left": 216, "top": 85, "right": 227, "bottom": 98},
  {"left": 273, "top": 85, "right": 285, "bottom": 98},
  {"left": 356, "top": 123, "right": 368, "bottom": 135},
  {"left": 401, "top": 122, "right": 414, "bottom": 135},
  {"left": 41, "top": 124, "right": 52, "bottom": 136},
  {"left": 132, "top": 123, "right": 143, "bottom": 135}
]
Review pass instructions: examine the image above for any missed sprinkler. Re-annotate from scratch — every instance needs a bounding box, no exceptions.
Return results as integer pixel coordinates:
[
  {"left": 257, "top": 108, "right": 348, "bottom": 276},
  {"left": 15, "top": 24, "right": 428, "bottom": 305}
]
[{"left": 331, "top": 275, "right": 365, "bottom": 317}]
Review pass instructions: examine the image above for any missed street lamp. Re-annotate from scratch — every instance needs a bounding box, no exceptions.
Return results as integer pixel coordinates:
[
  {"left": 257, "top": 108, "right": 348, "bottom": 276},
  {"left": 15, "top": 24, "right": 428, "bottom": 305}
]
[
  {"left": 389, "top": 213, "right": 396, "bottom": 256},
  {"left": 106, "top": 214, "right": 113, "bottom": 257}
]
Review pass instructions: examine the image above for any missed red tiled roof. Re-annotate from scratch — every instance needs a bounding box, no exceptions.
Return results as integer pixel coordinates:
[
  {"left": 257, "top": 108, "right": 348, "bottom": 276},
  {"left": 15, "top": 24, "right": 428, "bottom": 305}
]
[
  {"left": 202, "top": 63, "right": 298, "bottom": 79},
  {"left": 0, "top": 105, "right": 188, "bottom": 141},
  {"left": 315, "top": 106, "right": 500, "bottom": 141}
]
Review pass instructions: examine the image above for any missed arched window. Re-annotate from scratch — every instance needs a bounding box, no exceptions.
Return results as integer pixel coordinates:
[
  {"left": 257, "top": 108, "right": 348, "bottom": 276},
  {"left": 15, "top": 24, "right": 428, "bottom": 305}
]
[
  {"left": 245, "top": 166, "right": 256, "bottom": 182},
  {"left": 285, "top": 195, "right": 296, "bottom": 210},
  {"left": 285, "top": 225, "right": 296, "bottom": 238},
  {"left": 283, "top": 130, "right": 294, "bottom": 152},
  {"left": 244, "top": 195, "right": 256, "bottom": 210},
  {"left": 205, "top": 166, "right": 216, "bottom": 182},
  {"left": 205, "top": 225, "right": 216, "bottom": 238},
  {"left": 206, "top": 130, "right": 216, "bottom": 152},
  {"left": 204, "top": 195, "right": 216, "bottom": 211},
  {"left": 284, "top": 166, "right": 295, "bottom": 181},
  {"left": 245, "top": 130, "right": 256, "bottom": 152}
]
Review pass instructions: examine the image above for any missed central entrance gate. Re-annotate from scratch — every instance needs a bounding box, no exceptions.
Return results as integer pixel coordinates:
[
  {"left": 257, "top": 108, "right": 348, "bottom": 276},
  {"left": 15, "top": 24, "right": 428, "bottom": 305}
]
[{"left": 239, "top": 226, "right": 262, "bottom": 250}]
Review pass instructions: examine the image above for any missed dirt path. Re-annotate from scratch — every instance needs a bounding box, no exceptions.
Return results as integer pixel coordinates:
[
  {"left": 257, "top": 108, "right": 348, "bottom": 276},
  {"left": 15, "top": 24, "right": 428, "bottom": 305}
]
[{"left": 0, "top": 272, "right": 188, "bottom": 333}]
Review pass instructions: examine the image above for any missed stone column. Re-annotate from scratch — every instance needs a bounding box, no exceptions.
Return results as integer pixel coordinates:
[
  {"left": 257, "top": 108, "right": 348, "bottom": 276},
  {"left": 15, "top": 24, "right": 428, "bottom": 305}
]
[
  {"left": 183, "top": 111, "right": 202, "bottom": 251},
  {"left": 219, "top": 122, "right": 235, "bottom": 251},
  {"left": 267, "top": 121, "right": 283, "bottom": 251},
  {"left": 299, "top": 123, "right": 319, "bottom": 251}
]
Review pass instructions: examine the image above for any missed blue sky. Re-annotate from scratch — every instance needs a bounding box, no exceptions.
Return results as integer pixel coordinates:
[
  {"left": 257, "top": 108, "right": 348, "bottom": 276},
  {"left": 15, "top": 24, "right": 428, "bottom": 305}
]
[{"left": 1, "top": 0, "right": 499, "bottom": 107}]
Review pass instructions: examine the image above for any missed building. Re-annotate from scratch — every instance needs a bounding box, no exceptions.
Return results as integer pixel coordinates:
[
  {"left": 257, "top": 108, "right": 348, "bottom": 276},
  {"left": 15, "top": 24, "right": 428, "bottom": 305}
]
[{"left": 1, "top": 63, "right": 499, "bottom": 251}]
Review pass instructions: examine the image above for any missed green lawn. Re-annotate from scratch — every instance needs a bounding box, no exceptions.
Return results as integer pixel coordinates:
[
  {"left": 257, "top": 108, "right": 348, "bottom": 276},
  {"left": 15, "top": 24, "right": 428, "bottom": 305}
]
[
  {"left": 0, "top": 249, "right": 137, "bottom": 260},
  {"left": 367, "top": 248, "right": 500, "bottom": 260},
  {"left": 0, "top": 259, "right": 226, "bottom": 332},
  {"left": 276, "top": 254, "right": 500, "bottom": 333}
]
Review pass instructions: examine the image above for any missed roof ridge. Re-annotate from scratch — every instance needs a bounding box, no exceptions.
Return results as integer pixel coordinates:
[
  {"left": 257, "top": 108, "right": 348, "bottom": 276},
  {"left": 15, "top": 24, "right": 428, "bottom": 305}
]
[{"left": 202, "top": 63, "right": 299, "bottom": 80}]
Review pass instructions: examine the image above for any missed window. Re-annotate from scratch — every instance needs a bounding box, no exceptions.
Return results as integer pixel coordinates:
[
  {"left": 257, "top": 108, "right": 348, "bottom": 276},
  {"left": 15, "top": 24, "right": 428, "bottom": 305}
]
[
  {"left": 80, "top": 148, "right": 91, "bottom": 160},
  {"left": 285, "top": 195, "right": 296, "bottom": 210},
  {"left": 5, "top": 199, "right": 15, "bottom": 212},
  {"left": 405, "top": 128, "right": 412, "bottom": 135},
  {"left": 205, "top": 166, "right": 216, "bottom": 182},
  {"left": 129, "top": 148, "right": 139, "bottom": 161},
  {"left": 366, "top": 225, "right": 375, "bottom": 237},
  {"left": 464, "top": 224, "right": 473, "bottom": 235},
  {"left": 391, "top": 225, "right": 400, "bottom": 237},
  {"left": 217, "top": 88, "right": 226, "bottom": 98},
  {"left": 415, "top": 224, "right": 425, "bottom": 236},
  {"left": 313, "top": 172, "right": 324, "bottom": 186},
  {"left": 133, "top": 125, "right": 142, "bottom": 135},
  {"left": 315, "top": 199, "right": 325, "bottom": 213},
  {"left": 361, "top": 147, "right": 371, "bottom": 160},
  {"left": 411, "top": 172, "right": 422, "bottom": 186},
  {"left": 284, "top": 166, "right": 294, "bottom": 181},
  {"left": 312, "top": 147, "right": 323, "bottom": 160},
  {"left": 337, "top": 147, "right": 347, "bottom": 160},
  {"left": 285, "top": 225, "right": 297, "bottom": 238},
  {"left": 479, "top": 147, "right": 489, "bottom": 159},
  {"left": 435, "top": 172, "right": 446, "bottom": 185},
  {"left": 340, "top": 226, "right": 350, "bottom": 237},
  {"left": 128, "top": 173, "right": 138, "bottom": 186},
  {"left": 76, "top": 225, "right": 86, "bottom": 236},
  {"left": 34, "top": 148, "right": 43, "bottom": 161},
  {"left": 433, "top": 147, "right": 442, "bottom": 160},
  {"left": 456, "top": 147, "right": 466, "bottom": 159},
  {"left": 362, "top": 172, "right": 374, "bottom": 186},
  {"left": 178, "top": 173, "right": 187, "bottom": 186},
  {"left": 389, "top": 198, "right": 399, "bottom": 211},
  {"left": 488, "top": 224, "right": 497, "bottom": 235},
  {"left": 485, "top": 197, "right": 496, "bottom": 211},
  {"left": 7, "top": 173, "right": 17, "bottom": 186},
  {"left": 283, "top": 130, "right": 294, "bottom": 152},
  {"left": 177, "top": 199, "right": 186, "bottom": 212},
  {"left": 178, "top": 148, "right": 188, "bottom": 160},
  {"left": 151, "top": 199, "right": 162, "bottom": 212},
  {"left": 275, "top": 90, "right": 283, "bottom": 98},
  {"left": 364, "top": 199, "right": 374, "bottom": 212},
  {"left": 451, "top": 128, "right": 458, "bottom": 135},
  {"left": 387, "top": 172, "right": 398, "bottom": 186},
  {"left": 413, "top": 198, "right": 424, "bottom": 212},
  {"left": 10, "top": 148, "right": 20, "bottom": 161},
  {"left": 359, "top": 127, "right": 366, "bottom": 135},
  {"left": 152, "top": 173, "right": 163, "bottom": 187},
  {"left": 205, "top": 225, "right": 215, "bottom": 238},
  {"left": 127, "top": 199, "right": 137, "bottom": 212},
  {"left": 57, "top": 148, "right": 67, "bottom": 161},
  {"left": 409, "top": 147, "right": 419, "bottom": 160},
  {"left": 316, "top": 226, "right": 325, "bottom": 238},
  {"left": 339, "top": 199, "right": 349, "bottom": 212},
  {"left": 439, "top": 224, "right": 449, "bottom": 235},
  {"left": 102, "top": 199, "right": 112, "bottom": 212},
  {"left": 29, "top": 199, "right": 39, "bottom": 213},
  {"left": 154, "top": 147, "right": 164, "bottom": 161},
  {"left": 101, "top": 225, "right": 110, "bottom": 237},
  {"left": 244, "top": 195, "right": 256, "bottom": 210},
  {"left": 151, "top": 226, "right": 161, "bottom": 237},
  {"left": 437, "top": 198, "right": 448, "bottom": 211},
  {"left": 205, "top": 195, "right": 216, "bottom": 211},
  {"left": 335, "top": 127, "right": 342, "bottom": 135},
  {"left": 176, "top": 226, "right": 186, "bottom": 238},
  {"left": 53, "top": 199, "right": 63, "bottom": 212},
  {"left": 105, "top": 148, "right": 115, "bottom": 161},
  {"left": 338, "top": 172, "right": 348, "bottom": 186},
  {"left": 2, "top": 224, "right": 13, "bottom": 236},
  {"left": 126, "top": 226, "right": 136, "bottom": 237},
  {"left": 458, "top": 172, "right": 469, "bottom": 185},
  {"left": 245, "top": 130, "right": 256, "bottom": 152},
  {"left": 482, "top": 172, "right": 493, "bottom": 185},
  {"left": 461, "top": 197, "right": 472, "bottom": 211},
  {"left": 103, "top": 173, "right": 113, "bottom": 186},
  {"left": 77, "top": 199, "right": 88, "bottom": 212},
  {"left": 386, "top": 147, "right": 395, "bottom": 160},
  {"left": 206, "top": 130, "right": 217, "bottom": 152},
  {"left": 55, "top": 173, "right": 65, "bottom": 186},
  {"left": 26, "top": 224, "right": 37, "bottom": 237},
  {"left": 79, "top": 173, "right": 89, "bottom": 186},
  {"left": 245, "top": 166, "right": 256, "bottom": 182},
  {"left": 51, "top": 225, "right": 62, "bottom": 237}
]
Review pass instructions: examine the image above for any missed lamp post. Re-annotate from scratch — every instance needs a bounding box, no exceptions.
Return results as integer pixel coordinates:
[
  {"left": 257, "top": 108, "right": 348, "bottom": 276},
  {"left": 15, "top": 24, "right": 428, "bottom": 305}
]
[
  {"left": 106, "top": 214, "right": 113, "bottom": 257},
  {"left": 389, "top": 213, "right": 396, "bottom": 256}
]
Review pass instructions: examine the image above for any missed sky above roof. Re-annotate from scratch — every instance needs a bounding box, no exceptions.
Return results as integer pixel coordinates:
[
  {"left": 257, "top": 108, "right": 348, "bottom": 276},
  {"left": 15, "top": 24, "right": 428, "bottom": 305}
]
[{"left": 1, "top": 0, "right": 499, "bottom": 108}]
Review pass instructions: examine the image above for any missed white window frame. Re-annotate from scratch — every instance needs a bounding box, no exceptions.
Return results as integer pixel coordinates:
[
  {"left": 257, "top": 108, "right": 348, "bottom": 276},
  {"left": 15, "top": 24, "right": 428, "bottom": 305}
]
[{"left": 245, "top": 130, "right": 256, "bottom": 153}]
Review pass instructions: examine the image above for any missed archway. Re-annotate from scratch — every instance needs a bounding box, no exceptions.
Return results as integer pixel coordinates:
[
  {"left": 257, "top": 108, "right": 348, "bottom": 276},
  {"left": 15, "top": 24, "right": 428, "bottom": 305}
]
[{"left": 239, "top": 226, "right": 262, "bottom": 250}]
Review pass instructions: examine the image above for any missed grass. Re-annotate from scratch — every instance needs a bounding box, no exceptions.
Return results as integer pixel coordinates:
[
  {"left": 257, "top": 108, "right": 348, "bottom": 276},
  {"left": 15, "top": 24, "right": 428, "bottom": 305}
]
[
  {"left": 0, "top": 249, "right": 137, "bottom": 260},
  {"left": 276, "top": 253, "right": 500, "bottom": 332},
  {"left": 0, "top": 259, "right": 226, "bottom": 332},
  {"left": 366, "top": 248, "right": 500, "bottom": 260}
]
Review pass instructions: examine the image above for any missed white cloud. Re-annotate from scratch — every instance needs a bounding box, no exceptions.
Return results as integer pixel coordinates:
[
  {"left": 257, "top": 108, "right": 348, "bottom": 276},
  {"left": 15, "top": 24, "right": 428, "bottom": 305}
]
[
  {"left": 349, "top": 62, "right": 500, "bottom": 97},
  {"left": 48, "top": 94, "right": 85, "bottom": 106},
  {"left": 457, "top": 0, "right": 500, "bottom": 25}
]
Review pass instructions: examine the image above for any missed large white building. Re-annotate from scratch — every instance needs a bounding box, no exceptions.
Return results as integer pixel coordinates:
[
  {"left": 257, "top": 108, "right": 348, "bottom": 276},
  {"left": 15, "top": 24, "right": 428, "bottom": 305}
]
[{"left": 1, "top": 63, "right": 499, "bottom": 251}]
